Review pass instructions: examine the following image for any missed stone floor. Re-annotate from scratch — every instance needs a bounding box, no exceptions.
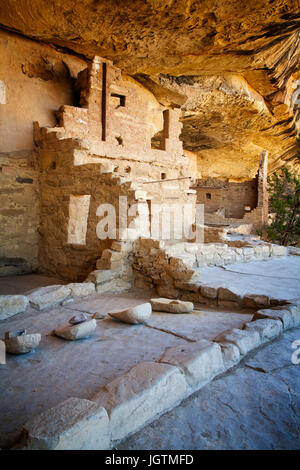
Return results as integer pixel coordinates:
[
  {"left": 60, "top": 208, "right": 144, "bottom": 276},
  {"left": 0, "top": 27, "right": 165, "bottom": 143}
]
[
  {"left": 198, "top": 255, "right": 300, "bottom": 301},
  {"left": 0, "top": 289, "right": 252, "bottom": 449},
  {"left": 0, "top": 255, "right": 299, "bottom": 450},
  {"left": 119, "top": 327, "right": 300, "bottom": 450}
]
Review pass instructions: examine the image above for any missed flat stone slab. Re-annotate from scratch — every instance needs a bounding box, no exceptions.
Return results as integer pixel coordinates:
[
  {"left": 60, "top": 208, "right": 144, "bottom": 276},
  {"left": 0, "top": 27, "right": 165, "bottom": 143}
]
[
  {"left": 0, "top": 295, "right": 187, "bottom": 449},
  {"left": 93, "top": 361, "right": 187, "bottom": 442},
  {"left": 197, "top": 256, "right": 300, "bottom": 301},
  {"left": 120, "top": 328, "right": 300, "bottom": 450},
  {"left": 66, "top": 291, "right": 147, "bottom": 315},
  {"left": 0, "top": 290, "right": 254, "bottom": 449},
  {"left": 28, "top": 285, "right": 71, "bottom": 310},
  {"left": 151, "top": 298, "right": 194, "bottom": 313},
  {"left": 0, "top": 295, "right": 29, "bottom": 320},
  {"left": 23, "top": 397, "right": 110, "bottom": 450},
  {"left": 54, "top": 319, "right": 97, "bottom": 340},
  {"left": 147, "top": 309, "right": 252, "bottom": 342},
  {"left": 159, "top": 340, "right": 225, "bottom": 389},
  {"left": 108, "top": 303, "right": 152, "bottom": 324}
]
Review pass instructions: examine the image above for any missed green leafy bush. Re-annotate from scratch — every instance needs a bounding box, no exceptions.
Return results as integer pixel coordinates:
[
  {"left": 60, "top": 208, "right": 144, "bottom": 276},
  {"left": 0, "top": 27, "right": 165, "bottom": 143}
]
[{"left": 266, "top": 167, "right": 300, "bottom": 246}]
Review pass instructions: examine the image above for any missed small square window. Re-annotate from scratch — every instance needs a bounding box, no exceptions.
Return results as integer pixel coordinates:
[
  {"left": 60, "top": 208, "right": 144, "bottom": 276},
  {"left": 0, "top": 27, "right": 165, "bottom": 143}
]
[
  {"left": 161, "top": 173, "right": 167, "bottom": 180},
  {"left": 206, "top": 193, "right": 211, "bottom": 200},
  {"left": 110, "top": 93, "right": 126, "bottom": 108}
]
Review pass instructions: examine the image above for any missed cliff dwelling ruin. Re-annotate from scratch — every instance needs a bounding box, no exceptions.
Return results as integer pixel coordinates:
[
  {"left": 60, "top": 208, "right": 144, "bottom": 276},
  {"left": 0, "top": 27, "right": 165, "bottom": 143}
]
[{"left": 0, "top": 0, "right": 299, "bottom": 453}]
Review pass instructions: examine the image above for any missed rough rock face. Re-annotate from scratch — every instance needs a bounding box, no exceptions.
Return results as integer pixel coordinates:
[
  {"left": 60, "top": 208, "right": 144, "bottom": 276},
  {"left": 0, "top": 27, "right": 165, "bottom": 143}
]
[
  {"left": 0, "top": 0, "right": 299, "bottom": 175},
  {"left": 156, "top": 73, "right": 300, "bottom": 178}
]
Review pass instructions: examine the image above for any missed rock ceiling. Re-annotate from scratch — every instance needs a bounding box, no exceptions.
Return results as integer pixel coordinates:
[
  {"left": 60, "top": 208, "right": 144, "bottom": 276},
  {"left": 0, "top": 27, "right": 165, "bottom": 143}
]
[{"left": 0, "top": 0, "right": 299, "bottom": 178}]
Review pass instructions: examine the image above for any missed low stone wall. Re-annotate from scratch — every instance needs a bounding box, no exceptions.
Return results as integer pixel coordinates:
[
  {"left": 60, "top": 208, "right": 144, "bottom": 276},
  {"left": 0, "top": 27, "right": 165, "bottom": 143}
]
[
  {"left": 0, "top": 236, "right": 288, "bottom": 321},
  {"left": 132, "top": 238, "right": 287, "bottom": 299},
  {"left": 16, "top": 299, "right": 300, "bottom": 449},
  {"left": 132, "top": 238, "right": 198, "bottom": 295}
]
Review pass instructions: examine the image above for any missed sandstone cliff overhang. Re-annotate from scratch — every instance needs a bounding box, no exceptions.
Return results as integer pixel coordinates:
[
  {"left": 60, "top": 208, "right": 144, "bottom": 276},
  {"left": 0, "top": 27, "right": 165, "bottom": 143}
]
[{"left": 0, "top": 0, "right": 299, "bottom": 175}]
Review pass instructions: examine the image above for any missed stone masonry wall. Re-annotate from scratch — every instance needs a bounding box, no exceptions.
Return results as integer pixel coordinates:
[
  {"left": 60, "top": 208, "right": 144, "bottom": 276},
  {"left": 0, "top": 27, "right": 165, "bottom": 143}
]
[
  {"left": 195, "top": 151, "right": 268, "bottom": 230},
  {"left": 0, "top": 152, "right": 39, "bottom": 276},
  {"left": 0, "top": 30, "right": 87, "bottom": 276},
  {"left": 195, "top": 178, "right": 258, "bottom": 219},
  {"left": 36, "top": 57, "right": 196, "bottom": 280}
]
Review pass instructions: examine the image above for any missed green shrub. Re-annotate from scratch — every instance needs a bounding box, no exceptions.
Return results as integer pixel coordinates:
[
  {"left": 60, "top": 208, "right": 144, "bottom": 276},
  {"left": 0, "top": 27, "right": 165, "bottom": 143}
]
[{"left": 266, "top": 167, "right": 300, "bottom": 246}]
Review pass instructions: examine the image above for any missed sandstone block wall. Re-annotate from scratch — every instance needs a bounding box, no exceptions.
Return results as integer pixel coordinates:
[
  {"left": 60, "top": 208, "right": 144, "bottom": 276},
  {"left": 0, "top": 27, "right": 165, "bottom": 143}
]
[
  {"left": 195, "top": 151, "right": 268, "bottom": 230},
  {"left": 195, "top": 178, "right": 258, "bottom": 219},
  {"left": 0, "top": 30, "right": 87, "bottom": 276},
  {"left": 0, "top": 152, "right": 39, "bottom": 276},
  {"left": 35, "top": 57, "right": 196, "bottom": 280}
]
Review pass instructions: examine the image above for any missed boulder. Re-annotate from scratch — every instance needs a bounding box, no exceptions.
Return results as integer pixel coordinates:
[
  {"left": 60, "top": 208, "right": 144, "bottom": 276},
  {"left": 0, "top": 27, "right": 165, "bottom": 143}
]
[
  {"left": 0, "top": 295, "right": 29, "bottom": 320},
  {"left": 5, "top": 332, "right": 41, "bottom": 354},
  {"left": 150, "top": 298, "right": 194, "bottom": 313},
  {"left": 54, "top": 319, "right": 96, "bottom": 340},
  {"left": 108, "top": 303, "right": 152, "bottom": 324}
]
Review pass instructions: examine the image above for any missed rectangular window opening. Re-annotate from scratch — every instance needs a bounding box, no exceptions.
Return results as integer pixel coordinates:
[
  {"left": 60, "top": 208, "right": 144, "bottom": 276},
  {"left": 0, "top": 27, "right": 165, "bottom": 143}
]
[{"left": 110, "top": 93, "right": 126, "bottom": 108}]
